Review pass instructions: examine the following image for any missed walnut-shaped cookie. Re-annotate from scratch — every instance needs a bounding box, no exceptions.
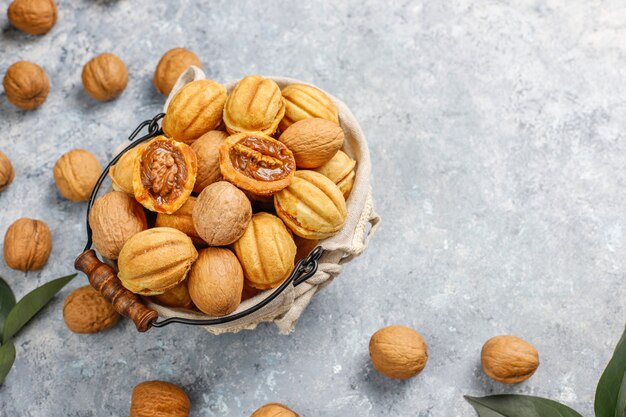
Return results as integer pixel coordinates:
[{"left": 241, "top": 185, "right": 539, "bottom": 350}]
[
  {"left": 151, "top": 281, "right": 194, "bottom": 309},
  {"left": 162, "top": 79, "right": 227, "bottom": 143},
  {"left": 234, "top": 213, "right": 296, "bottom": 290},
  {"left": 274, "top": 170, "right": 347, "bottom": 239},
  {"left": 132, "top": 136, "right": 197, "bottom": 214},
  {"left": 109, "top": 144, "right": 144, "bottom": 195},
  {"left": 219, "top": 132, "right": 295, "bottom": 196},
  {"left": 313, "top": 150, "right": 356, "bottom": 199},
  {"left": 155, "top": 196, "right": 203, "bottom": 244},
  {"left": 279, "top": 83, "right": 338, "bottom": 132},
  {"left": 117, "top": 227, "right": 198, "bottom": 295},
  {"left": 223, "top": 75, "right": 285, "bottom": 135}
]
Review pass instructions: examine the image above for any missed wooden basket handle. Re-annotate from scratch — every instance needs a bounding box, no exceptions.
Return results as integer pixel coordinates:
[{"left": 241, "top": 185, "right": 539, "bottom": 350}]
[{"left": 75, "top": 249, "right": 158, "bottom": 332}]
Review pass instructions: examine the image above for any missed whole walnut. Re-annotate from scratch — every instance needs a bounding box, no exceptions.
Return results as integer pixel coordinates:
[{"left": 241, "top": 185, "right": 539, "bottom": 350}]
[
  {"left": 89, "top": 191, "right": 147, "bottom": 259},
  {"left": 0, "top": 151, "right": 15, "bottom": 192},
  {"left": 162, "top": 79, "right": 227, "bottom": 143},
  {"left": 234, "top": 213, "right": 296, "bottom": 290},
  {"left": 481, "top": 335, "right": 539, "bottom": 384},
  {"left": 53, "top": 149, "right": 102, "bottom": 202},
  {"left": 117, "top": 227, "right": 198, "bottom": 295},
  {"left": 63, "top": 285, "right": 119, "bottom": 333},
  {"left": 7, "top": 0, "right": 57, "bottom": 35},
  {"left": 274, "top": 170, "right": 347, "bottom": 239},
  {"left": 155, "top": 196, "right": 202, "bottom": 244},
  {"left": 190, "top": 130, "right": 228, "bottom": 193},
  {"left": 223, "top": 75, "right": 285, "bottom": 135},
  {"left": 3, "top": 61, "right": 50, "bottom": 110},
  {"left": 369, "top": 325, "right": 428, "bottom": 379},
  {"left": 192, "top": 181, "right": 252, "bottom": 246},
  {"left": 188, "top": 247, "right": 243, "bottom": 316},
  {"left": 151, "top": 282, "right": 194, "bottom": 309},
  {"left": 153, "top": 47, "right": 202, "bottom": 95},
  {"left": 250, "top": 403, "right": 299, "bottom": 417},
  {"left": 313, "top": 150, "right": 356, "bottom": 199},
  {"left": 280, "top": 83, "right": 338, "bottom": 132},
  {"left": 81, "top": 53, "right": 128, "bottom": 101},
  {"left": 278, "top": 118, "right": 344, "bottom": 168},
  {"left": 3, "top": 217, "right": 52, "bottom": 271},
  {"left": 130, "top": 380, "right": 190, "bottom": 417}
]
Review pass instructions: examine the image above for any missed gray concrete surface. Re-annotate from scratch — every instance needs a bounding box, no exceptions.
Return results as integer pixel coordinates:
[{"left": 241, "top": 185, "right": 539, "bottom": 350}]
[{"left": 1, "top": 0, "right": 625, "bottom": 415}]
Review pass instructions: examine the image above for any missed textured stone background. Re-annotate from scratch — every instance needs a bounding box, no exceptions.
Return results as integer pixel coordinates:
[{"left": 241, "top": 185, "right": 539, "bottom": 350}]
[{"left": 1, "top": 0, "right": 626, "bottom": 415}]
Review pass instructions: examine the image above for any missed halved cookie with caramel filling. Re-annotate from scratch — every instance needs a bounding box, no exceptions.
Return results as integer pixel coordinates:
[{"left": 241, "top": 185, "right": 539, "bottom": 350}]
[
  {"left": 133, "top": 136, "right": 197, "bottom": 214},
  {"left": 219, "top": 132, "right": 295, "bottom": 196}
]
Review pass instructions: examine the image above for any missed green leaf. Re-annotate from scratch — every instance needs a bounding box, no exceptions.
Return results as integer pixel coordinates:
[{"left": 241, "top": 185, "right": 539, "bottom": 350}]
[
  {"left": 595, "top": 325, "right": 626, "bottom": 417},
  {"left": 2, "top": 274, "right": 76, "bottom": 344},
  {"left": 0, "top": 277, "right": 16, "bottom": 338},
  {"left": 0, "top": 339, "right": 15, "bottom": 385},
  {"left": 465, "top": 395, "right": 583, "bottom": 417}
]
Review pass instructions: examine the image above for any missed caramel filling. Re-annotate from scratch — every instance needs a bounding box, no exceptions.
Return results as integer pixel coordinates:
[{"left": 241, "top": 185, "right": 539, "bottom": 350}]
[
  {"left": 140, "top": 141, "right": 187, "bottom": 208},
  {"left": 229, "top": 136, "right": 295, "bottom": 181}
]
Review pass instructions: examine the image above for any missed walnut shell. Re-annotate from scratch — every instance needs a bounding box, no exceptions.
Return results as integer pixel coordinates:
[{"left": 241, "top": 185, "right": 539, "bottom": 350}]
[
  {"left": 130, "top": 380, "right": 190, "bottom": 417},
  {"left": 0, "top": 151, "right": 15, "bottom": 193},
  {"left": 63, "top": 285, "right": 120, "bottom": 333},
  {"left": 369, "top": 325, "right": 428, "bottom": 379},
  {"left": 278, "top": 118, "right": 344, "bottom": 168},
  {"left": 274, "top": 170, "right": 347, "bottom": 239},
  {"left": 3, "top": 61, "right": 50, "bottom": 110},
  {"left": 313, "top": 150, "right": 356, "bottom": 199},
  {"left": 481, "top": 335, "right": 539, "bottom": 384},
  {"left": 53, "top": 149, "right": 102, "bottom": 202},
  {"left": 192, "top": 181, "right": 251, "bottom": 246},
  {"left": 155, "top": 196, "right": 202, "bottom": 244},
  {"left": 7, "top": 0, "right": 57, "bottom": 35},
  {"left": 109, "top": 145, "right": 144, "bottom": 195},
  {"left": 223, "top": 75, "right": 285, "bottom": 135},
  {"left": 153, "top": 47, "right": 202, "bottom": 95},
  {"left": 162, "top": 79, "right": 227, "bottom": 143},
  {"left": 251, "top": 403, "right": 299, "bottom": 417},
  {"left": 190, "top": 130, "right": 228, "bottom": 193},
  {"left": 133, "top": 136, "right": 197, "bottom": 214},
  {"left": 188, "top": 247, "right": 243, "bottom": 316},
  {"left": 81, "top": 53, "right": 128, "bottom": 101},
  {"left": 233, "top": 213, "right": 296, "bottom": 290},
  {"left": 219, "top": 132, "right": 296, "bottom": 196},
  {"left": 89, "top": 191, "right": 147, "bottom": 260},
  {"left": 117, "top": 227, "right": 198, "bottom": 295},
  {"left": 3, "top": 217, "right": 52, "bottom": 271},
  {"left": 151, "top": 281, "right": 194, "bottom": 309},
  {"left": 279, "top": 83, "right": 338, "bottom": 132}
]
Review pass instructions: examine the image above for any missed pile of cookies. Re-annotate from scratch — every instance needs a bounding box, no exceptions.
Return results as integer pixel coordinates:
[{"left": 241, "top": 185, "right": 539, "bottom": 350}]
[{"left": 90, "top": 75, "right": 357, "bottom": 316}]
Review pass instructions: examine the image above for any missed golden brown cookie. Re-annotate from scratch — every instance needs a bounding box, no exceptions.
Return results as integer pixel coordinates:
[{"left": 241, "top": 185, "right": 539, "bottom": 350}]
[
  {"left": 219, "top": 132, "right": 295, "bottom": 196},
  {"left": 274, "top": 170, "right": 347, "bottom": 239},
  {"left": 223, "top": 75, "right": 285, "bottom": 135},
  {"left": 280, "top": 83, "right": 338, "bottom": 132}
]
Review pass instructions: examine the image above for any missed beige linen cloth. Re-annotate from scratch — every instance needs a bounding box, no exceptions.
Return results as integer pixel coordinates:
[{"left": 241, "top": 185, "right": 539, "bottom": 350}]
[{"left": 145, "top": 67, "right": 380, "bottom": 334}]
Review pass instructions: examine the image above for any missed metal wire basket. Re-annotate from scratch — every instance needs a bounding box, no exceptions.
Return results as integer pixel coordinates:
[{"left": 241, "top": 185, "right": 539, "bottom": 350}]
[{"left": 74, "top": 113, "right": 323, "bottom": 332}]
